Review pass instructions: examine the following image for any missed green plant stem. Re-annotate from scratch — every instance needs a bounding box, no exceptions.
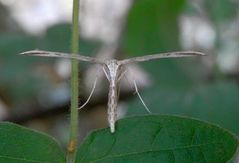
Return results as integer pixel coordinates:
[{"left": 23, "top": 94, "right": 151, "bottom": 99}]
[{"left": 67, "top": 0, "right": 79, "bottom": 162}]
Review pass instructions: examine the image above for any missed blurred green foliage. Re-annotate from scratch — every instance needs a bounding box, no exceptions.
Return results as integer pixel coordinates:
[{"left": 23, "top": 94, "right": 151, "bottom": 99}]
[
  {"left": 123, "top": 0, "right": 239, "bottom": 137},
  {"left": 0, "top": 24, "right": 99, "bottom": 110},
  {"left": 127, "top": 82, "right": 239, "bottom": 135},
  {"left": 0, "top": 34, "right": 41, "bottom": 104},
  {"left": 204, "top": 0, "right": 238, "bottom": 23},
  {"left": 124, "top": 0, "right": 185, "bottom": 55}
]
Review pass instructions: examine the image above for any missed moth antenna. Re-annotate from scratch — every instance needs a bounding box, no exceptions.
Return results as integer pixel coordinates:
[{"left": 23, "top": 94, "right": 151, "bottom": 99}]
[
  {"left": 78, "top": 76, "right": 98, "bottom": 110},
  {"left": 133, "top": 80, "right": 152, "bottom": 114}
]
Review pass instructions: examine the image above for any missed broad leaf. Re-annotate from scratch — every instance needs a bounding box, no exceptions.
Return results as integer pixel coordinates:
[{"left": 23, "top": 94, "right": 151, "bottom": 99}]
[
  {"left": 0, "top": 122, "right": 65, "bottom": 163},
  {"left": 76, "top": 115, "right": 238, "bottom": 163}
]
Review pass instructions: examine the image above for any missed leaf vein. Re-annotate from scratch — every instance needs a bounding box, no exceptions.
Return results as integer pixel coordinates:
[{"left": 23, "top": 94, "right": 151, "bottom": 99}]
[
  {"left": 89, "top": 142, "right": 221, "bottom": 162},
  {"left": 0, "top": 155, "right": 52, "bottom": 163}
]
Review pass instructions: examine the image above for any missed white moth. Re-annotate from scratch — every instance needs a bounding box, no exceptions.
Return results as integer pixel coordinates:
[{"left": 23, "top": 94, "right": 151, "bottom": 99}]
[{"left": 20, "top": 50, "right": 205, "bottom": 133}]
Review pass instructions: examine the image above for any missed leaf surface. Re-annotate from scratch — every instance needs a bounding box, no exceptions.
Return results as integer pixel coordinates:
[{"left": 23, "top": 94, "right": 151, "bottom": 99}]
[
  {"left": 76, "top": 115, "right": 238, "bottom": 163},
  {"left": 0, "top": 122, "right": 65, "bottom": 163}
]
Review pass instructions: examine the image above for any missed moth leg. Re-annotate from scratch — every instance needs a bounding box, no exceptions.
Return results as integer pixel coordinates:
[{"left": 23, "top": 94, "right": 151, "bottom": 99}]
[
  {"left": 103, "top": 66, "right": 110, "bottom": 81},
  {"left": 117, "top": 68, "right": 127, "bottom": 82},
  {"left": 133, "top": 80, "right": 152, "bottom": 114},
  {"left": 117, "top": 80, "right": 121, "bottom": 102},
  {"left": 78, "top": 75, "right": 98, "bottom": 110}
]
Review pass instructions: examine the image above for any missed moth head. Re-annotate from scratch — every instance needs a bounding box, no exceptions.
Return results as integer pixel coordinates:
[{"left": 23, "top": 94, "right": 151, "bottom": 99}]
[{"left": 103, "top": 59, "right": 122, "bottom": 81}]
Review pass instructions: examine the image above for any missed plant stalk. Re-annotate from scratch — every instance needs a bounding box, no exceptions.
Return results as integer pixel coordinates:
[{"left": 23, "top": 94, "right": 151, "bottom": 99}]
[{"left": 67, "top": 0, "right": 80, "bottom": 162}]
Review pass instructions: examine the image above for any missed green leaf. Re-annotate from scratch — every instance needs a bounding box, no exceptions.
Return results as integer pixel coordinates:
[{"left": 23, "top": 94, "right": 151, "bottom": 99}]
[
  {"left": 0, "top": 122, "right": 65, "bottom": 163},
  {"left": 127, "top": 82, "right": 239, "bottom": 136},
  {"left": 76, "top": 115, "right": 238, "bottom": 163}
]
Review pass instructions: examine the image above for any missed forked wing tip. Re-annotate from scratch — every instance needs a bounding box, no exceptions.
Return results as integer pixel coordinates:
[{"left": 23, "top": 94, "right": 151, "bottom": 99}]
[
  {"left": 192, "top": 51, "right": 206, "bottom": 56},
  {"left": 19, "top": 49, "right": 44, "bottom": 56},
  {"left": 19, "top": 51, "right": 30, "bottom": 55}
]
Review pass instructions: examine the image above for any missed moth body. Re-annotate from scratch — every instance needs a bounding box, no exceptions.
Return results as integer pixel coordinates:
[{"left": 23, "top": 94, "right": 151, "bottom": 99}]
[{"left": 104, "top": 60, "right": 122, "bottom": 133}]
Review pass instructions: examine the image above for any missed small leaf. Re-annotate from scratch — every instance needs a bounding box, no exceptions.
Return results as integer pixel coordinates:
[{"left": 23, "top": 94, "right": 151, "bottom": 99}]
[
  {"left": 76, "top": 115, "right": 238, "bottom": 163},
  {"left": 0, "top": 122, "right": 65, "bottom": 163}
]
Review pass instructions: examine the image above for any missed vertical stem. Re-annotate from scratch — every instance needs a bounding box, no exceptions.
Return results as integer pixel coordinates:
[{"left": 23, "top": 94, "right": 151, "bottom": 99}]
[{"left": 67, "top": 0, "right": 79, "bottom": 162}]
